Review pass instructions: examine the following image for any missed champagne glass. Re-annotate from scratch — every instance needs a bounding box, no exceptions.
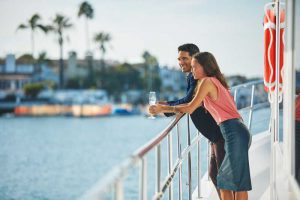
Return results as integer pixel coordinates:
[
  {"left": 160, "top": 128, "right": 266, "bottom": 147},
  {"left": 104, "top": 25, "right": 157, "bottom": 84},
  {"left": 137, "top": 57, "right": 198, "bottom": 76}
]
[{"left": 148, "top": 91, "right": 156, "bottom": 119}]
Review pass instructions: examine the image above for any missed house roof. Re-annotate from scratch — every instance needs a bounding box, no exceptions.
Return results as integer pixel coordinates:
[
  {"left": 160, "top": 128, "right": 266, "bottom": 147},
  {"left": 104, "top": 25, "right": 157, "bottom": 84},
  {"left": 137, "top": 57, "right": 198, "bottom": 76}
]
[{"left": 0, "top": 73, "right": 32, "bottom": 80}]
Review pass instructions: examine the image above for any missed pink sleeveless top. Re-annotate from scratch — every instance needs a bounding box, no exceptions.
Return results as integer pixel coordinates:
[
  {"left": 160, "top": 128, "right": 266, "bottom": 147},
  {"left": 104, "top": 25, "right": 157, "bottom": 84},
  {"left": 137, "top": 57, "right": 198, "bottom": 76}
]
[{"left": 202, "top": 77, "right": 241, "bottom": 124}]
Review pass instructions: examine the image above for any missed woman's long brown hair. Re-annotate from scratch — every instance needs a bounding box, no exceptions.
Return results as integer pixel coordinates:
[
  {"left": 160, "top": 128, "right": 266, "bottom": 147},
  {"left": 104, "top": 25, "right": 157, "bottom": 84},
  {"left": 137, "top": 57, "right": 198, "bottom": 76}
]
[{"left": 193, "top": 52, "right": 229, "bottom": 89}]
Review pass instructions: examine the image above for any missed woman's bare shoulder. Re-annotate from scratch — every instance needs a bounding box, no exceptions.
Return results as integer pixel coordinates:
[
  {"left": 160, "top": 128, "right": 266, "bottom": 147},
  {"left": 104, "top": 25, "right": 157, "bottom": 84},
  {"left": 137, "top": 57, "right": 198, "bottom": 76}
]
[
  {"left": 199, "top": 77, "right": 214, "bottom": 87},
  {"left": 200, "top": 78, "right": 218, "bottom": 95}
]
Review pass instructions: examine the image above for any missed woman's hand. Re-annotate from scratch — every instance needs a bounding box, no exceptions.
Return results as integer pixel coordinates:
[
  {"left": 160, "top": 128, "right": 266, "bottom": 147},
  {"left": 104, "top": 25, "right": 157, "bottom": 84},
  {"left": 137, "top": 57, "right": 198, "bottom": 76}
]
[{"left": 149, "top": 104, "right": 163, "bottom": 115}]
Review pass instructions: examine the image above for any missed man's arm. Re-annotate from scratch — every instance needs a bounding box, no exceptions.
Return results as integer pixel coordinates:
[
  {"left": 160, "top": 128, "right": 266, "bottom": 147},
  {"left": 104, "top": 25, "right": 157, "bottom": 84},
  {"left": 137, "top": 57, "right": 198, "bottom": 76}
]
[
  {"left": 164, "top": 77, "right": 197, "bottom": 117},
  {"left": 167, "top": 77, "right": 197, "bottom": 106}
]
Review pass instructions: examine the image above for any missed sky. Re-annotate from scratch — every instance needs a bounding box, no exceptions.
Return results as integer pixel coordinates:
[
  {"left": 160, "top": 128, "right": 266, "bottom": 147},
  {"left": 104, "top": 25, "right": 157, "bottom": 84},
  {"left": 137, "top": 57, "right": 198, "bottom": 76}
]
[{"left": 0, "top": 0, "right": 270, "bottom": 77}]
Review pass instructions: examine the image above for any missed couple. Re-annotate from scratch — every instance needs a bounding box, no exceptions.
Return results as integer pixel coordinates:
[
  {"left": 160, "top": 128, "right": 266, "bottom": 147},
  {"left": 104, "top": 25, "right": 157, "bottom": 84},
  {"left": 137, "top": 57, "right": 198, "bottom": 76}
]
[{"left": 149, "top": 44, "right": 252, "bottom": 200}]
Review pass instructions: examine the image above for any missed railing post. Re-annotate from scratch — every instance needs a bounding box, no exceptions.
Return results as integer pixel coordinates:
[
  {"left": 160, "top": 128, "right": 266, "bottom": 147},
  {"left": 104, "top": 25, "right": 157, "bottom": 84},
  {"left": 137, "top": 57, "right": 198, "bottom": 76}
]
[
  {"left": 140, "top": 157, "right": 147, "bottom": 200},
  {"left": 248, "top": 85, "right": 255, "bottom": 129},
  {"left": 271, "top": 1, "right": 281, "bottom": 199},
  {"left": 115, "top": 180, "right": 123, "bottom": 200},
  {"left": 187, "top": 115, "right": 192, "bottom": 200},
  {"left": 197, "top": 132, "right": 202, "bottom": 198},
  {"left": 156, "top": 144, "right": 161, "bottom": 195},
  {"left": 176, "top": 123, "right": 182, "bottom": 200},
  {"left": 234, "top": 88, "right": 238, "bottom": 103},
  {"left": 168, "top": 132, "right": 173, "bottom": 200}
]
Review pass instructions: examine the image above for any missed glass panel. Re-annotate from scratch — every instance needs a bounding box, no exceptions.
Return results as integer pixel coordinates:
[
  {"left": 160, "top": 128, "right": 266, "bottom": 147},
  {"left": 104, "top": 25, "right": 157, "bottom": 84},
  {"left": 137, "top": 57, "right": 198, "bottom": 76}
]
[{"left": 295, "top": 0, "right": 300, "bottom": 185}]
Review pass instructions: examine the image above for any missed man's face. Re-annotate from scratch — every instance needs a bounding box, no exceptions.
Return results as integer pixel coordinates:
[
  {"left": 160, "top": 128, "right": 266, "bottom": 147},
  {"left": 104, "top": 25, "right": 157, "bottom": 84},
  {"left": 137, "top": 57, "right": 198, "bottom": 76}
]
[{"left": 178, "top": 51, "right": 192, "bottom": 73}]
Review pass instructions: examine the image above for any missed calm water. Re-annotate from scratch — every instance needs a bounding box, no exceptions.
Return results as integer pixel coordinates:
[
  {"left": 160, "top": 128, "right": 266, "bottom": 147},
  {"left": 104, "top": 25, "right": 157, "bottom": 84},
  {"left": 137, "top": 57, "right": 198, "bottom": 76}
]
[
  {"left": 0, "top": 108, "right": 271, "bottom": 200},
  {"left": 0, "top": 116, "right": 173, "bottom": 200}
]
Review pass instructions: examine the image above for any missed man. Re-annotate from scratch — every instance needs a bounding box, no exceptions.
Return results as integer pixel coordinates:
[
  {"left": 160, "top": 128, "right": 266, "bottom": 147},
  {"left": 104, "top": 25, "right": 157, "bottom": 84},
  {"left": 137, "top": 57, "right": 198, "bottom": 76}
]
[{"left": 158, "top": 43, "right": 225, "bottom": 199}]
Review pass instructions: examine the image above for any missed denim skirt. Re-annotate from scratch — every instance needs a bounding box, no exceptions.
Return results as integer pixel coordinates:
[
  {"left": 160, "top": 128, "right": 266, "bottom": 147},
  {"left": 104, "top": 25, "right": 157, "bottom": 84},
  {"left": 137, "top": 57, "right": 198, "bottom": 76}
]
[{"left": 217, "top": 118, "right": 252, "bottom": 191}]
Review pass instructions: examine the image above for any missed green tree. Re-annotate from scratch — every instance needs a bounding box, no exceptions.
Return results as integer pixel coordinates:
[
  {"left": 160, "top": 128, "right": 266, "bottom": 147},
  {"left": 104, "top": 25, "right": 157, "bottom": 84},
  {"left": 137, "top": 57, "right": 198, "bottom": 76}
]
[
  {"left": 142, "top": 51, "right": 160, "bottom": 91},
  {"left": 35, "top": 52, "right": 52, "bottom": 73},
  {"left": 94, "top": 32, "right": 112, "bottom": 63},
  {"left": 66, "top": 76, "right": 84, "bottom": 89},
  {"left": 78, "top": 2, "right": 94, "bottom": 86},
  {"left": 48, "top": 14, "right": 73, "bottom": 89},
  {"left": 37, "top": 52, "right": 49, "bottom": 64},
  {"left": 94, "top": 32, "right": 112, "bottom": 88},
  {"left": 23, "top": 82, "right": 44, "bottom": 99},
  {"left": 142, "top": 51, "right": 158, "bottom": 66},
  {"left": 115, "top": 63, "right": 143, "bottom": 90},
  {"left": 98, "top": 63, "right": 143, "bottom": 100},
  {"left": 78, "top": 1, "right": 94, "bottom": 52},
  {"left": 17, "top": 54, "right": 34, "bottom": 64},
  {"left": 16, "top": 13, "right": 48, "bottom": 58}
]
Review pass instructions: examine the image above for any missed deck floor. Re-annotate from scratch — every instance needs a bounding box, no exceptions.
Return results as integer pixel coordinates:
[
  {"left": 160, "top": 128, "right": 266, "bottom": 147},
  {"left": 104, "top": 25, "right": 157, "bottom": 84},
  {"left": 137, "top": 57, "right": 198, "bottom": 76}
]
[{"left": 193, "top": 131, "right": 271, "bottom": 200}]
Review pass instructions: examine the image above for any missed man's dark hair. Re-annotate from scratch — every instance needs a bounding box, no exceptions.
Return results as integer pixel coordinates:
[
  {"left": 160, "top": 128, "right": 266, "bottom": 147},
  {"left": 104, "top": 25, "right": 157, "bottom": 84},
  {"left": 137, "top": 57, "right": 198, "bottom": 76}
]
[{"left": 178, "top": 43, "right": 200, "bottom": 57}]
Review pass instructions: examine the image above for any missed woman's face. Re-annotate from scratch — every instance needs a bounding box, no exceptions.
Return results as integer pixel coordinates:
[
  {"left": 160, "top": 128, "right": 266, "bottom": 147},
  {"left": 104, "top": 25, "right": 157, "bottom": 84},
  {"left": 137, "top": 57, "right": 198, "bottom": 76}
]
[{"left": 191, "top": 58, "right": 207, "bottom": 80}]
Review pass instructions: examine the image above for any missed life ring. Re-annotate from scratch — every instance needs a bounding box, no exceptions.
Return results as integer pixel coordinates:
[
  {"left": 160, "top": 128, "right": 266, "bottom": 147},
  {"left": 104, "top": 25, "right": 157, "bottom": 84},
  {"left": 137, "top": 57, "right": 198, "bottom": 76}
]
[{"left": 263, "top": 4, "right": 285, "bottom": 94}]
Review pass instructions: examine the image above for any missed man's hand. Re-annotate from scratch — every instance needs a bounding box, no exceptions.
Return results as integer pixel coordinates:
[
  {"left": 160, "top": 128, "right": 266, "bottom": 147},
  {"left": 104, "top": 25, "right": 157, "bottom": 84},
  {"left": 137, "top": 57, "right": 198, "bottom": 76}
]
[
  {"left": 157, "top": 101, "right": 168, "bottom": 105},
  {"left": 149, "top": 104, "right": 163, "bottom": 115}
]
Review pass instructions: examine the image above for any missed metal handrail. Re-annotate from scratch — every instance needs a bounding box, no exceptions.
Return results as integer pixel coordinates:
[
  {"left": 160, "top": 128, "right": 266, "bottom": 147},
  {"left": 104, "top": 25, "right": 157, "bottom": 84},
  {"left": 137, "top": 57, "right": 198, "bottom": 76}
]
[
  {"left": 231, "top": 80, "right": 267, "bottom": 129},
  {"left": 81, "top": 79, "right": 269, "bottom": 200},
  {"left": 81, "top": 113, "right": 189, "bottom": 200},
  {"left": 81, "top": 156, "right": 139, "bottom": 200},
  {"left": 133, "top": 114, "right": 185, "bottom": 158},
  {"left": 230, "top": 79, "right": 263, "bottom": 91}
]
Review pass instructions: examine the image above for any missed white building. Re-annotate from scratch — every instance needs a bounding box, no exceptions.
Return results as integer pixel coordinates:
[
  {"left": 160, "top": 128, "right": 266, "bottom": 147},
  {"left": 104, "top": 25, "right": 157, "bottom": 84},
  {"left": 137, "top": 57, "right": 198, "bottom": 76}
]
[
  {"left": 0, "top": 54, "right": 32, "bottom": 93},
  {"left": 159, "top": 66, "right": 186, "bottom": 101},
  {"left": 0, "top": 54, "right": 58, "bottom": 96},
  {"left": 65, "top": 51, "right": 89, "bottom": 80}
]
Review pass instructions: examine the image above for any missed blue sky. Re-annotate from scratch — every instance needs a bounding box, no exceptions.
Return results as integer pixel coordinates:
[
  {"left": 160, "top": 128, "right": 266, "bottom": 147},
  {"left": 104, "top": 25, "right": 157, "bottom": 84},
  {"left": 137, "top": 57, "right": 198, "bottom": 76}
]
[{"left": 0, "top": 0, "right": 270, "bottom": 77}]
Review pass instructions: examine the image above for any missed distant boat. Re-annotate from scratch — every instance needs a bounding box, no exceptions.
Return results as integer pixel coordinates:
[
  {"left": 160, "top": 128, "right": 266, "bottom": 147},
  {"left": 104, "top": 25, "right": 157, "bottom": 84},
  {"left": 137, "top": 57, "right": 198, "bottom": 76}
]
[
  {"left": 113, "top": 108, "right": 132, "bottom": 115},
  {"left": 112, "top": 104, "right": 141, "bottom": 116},
  {"left": 12, "top": 89, "right": 113, "bottom": 117},
  {"left": 14, "top": 104, "right": 112, "bottom": 117}
]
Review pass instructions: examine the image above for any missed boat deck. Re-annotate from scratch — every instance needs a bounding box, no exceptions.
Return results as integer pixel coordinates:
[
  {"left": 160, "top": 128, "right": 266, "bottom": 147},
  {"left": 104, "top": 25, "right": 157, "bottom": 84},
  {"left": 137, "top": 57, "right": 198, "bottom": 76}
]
[{"left": 193, "top": 131, "right": 271, "bottom": 200}]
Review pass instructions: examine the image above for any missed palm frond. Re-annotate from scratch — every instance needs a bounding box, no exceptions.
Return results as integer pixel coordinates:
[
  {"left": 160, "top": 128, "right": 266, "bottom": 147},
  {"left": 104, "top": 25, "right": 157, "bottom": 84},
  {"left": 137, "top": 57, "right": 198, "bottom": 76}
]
[
  {"left": 78, "top": 1, "right": 94, "bottom": 19},
  {"left": 94, "top": 32, "right": 112, "bottom": 42},
  {"left": 36, "top": 24, "right": 49, "bottom": 33},
  {"left": 16, "top": 24, "right": 28, "bottom": 31},
  {"left": 29, "top": 14, "right": 41, "bottom": 28},
  {"left": 63, "top": 19, "right": 73, "bottom": 28},
  {"left": 45, "top": 25, "right": 54, "bottom": 32}
]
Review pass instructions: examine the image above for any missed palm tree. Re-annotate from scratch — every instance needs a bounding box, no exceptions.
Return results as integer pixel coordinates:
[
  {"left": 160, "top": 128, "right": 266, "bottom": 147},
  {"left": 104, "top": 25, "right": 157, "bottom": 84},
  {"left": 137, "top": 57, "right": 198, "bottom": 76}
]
[
  {"left": 36, "top": 51, "right": 52, "bottom": 72},
  {"left": 142, "top": 51, "right": 158, "bottom": 91},
  {"left": 78, "top": 1, "right": 94, "bottom": 87},
  {"left": 94, "top": 32, "right": 111, "bottom": 88},
  {"left": 16, "top": 13, "right": 48, "bottom": 58},
  {"left": 94, "top": 32, "right": 111, "bottom": 63},
  {"left": 78, "top": 1, "right": 94, "bottom": 53},
  {"left": 37, "top": 52, "right": 48, "bottom": 64},
  {"left": 142, "top": 51, "right": 158, "bottom": 67},
  {"left": 48, "top": 14, "right": 73, "bottom": 89}
]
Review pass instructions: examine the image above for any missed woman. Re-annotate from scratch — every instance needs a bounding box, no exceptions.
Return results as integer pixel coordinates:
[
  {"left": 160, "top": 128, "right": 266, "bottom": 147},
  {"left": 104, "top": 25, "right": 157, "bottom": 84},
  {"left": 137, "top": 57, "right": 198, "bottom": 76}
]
[{"left": 149, "top": 52, "right": 252, "bottom": 200}]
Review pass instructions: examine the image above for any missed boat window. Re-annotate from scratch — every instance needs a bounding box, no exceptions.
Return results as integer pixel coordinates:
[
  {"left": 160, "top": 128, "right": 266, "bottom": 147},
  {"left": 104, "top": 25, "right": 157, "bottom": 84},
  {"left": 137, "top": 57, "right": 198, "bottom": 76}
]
[{"left": 295, "top": 0, "right": 300, "bottom": 185}]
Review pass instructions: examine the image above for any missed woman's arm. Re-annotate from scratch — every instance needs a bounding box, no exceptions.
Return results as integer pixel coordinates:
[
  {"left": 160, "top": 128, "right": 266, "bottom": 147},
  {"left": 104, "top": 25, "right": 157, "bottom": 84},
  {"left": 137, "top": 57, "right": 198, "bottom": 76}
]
[
  {"left": 175, "top": 78, "right": 213, "bottom": 114},
  {"left": 149, "top": 78, "right": 216, "bottom": 115}
]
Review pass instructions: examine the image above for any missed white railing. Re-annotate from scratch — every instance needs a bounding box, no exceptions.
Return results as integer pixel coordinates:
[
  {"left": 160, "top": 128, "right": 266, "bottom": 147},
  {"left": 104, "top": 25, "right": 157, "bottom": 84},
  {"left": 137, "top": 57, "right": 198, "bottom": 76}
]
[{"left": 81, "top": 80, "right": 268, "bottom": 200}]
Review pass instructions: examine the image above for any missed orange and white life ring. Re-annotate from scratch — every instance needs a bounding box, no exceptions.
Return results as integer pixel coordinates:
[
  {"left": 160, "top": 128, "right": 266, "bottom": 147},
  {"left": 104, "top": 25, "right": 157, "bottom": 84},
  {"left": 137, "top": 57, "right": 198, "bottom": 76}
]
[{"left": 263, "top": 4, "right": 285, "bottom": 95}]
